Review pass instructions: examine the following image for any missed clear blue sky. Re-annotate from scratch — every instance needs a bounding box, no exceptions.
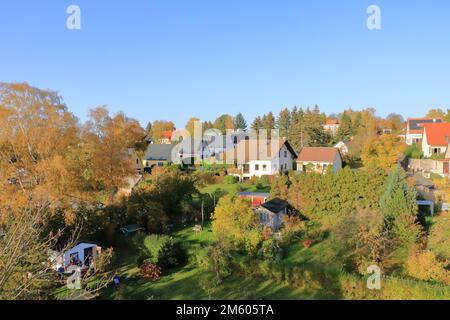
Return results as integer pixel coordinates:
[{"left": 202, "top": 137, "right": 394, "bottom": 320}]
[{"left": 1, "top": 0, "right": 450, "bottom": 128}]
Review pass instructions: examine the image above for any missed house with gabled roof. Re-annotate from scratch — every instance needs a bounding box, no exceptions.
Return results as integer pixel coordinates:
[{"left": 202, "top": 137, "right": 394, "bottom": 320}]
[
  {"left": 255, "top": 198, "right": 289, "bottom": 231},
  {"left": 421, "top": 123, "right": 450, "bottom": 158},
  {"left": 296, "top": 147, "right": 342, "bottom": 174},
  {"left": 227, "top": 139, "right": 297, "bottom": 181}
]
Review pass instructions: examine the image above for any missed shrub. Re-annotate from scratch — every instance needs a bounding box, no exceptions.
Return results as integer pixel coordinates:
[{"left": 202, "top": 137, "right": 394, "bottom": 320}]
[
  {"left": 223, "top": 175, "right": 237, "bottom": 185},
  {"left": 157, "top": 238, "right": 187, "bottom": 268},
  {"left": 140, "top": 263, "right": 162, "bottom": 281},
  {"left": 406, "top": 249, "right": 450, "bottom": 284},
  {"left": 140, "top": 234, "right": 186, "bottom": 267}
]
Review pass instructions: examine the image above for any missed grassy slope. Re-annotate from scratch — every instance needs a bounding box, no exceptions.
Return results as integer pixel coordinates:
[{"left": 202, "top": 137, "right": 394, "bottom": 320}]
[{"left": 100, "top": 181, "right": 450, "bottom": 300}]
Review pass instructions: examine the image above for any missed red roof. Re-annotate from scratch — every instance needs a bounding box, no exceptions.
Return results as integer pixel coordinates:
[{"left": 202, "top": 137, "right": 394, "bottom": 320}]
[
  {"left": 162, "top": 131, "right": 175, "bottom": 140},
  {"left": 297, "top": 147, "right": 340, "bottom": 163},
  {"left": 423, "top": 123, "right": 450, "bottom": 146},
  {"left": 325, "top": 119, "right": 339, "bottom": 125}
]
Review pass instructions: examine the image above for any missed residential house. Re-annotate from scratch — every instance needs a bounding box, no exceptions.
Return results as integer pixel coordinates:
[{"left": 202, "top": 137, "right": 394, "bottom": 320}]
[
  {"left": 323, "top": 119, "right": 340, "bottom": 136},
  {"left": 405, "top": 118, "right": 442, "bottom": 145},
  {"left": 239, "top": 192, "right": 270, "bottom": 208},
  {"left": 228, "top": 140, "right": 297, "bottom": 181},
  {"left": 297, "top": 147, "right": 342, "bottom": 174},
  {"left": 436, "top": 140, "right": 450, "bottom": 175},
  {"left": 255, "top": 198, "right": 288, "bottom": 231},
  {"left": 143, "top": 144, "right": 177, "bottom": 169},
  {"left": 160, "top": 130, "right": 176, "bottom": 144},
  {"left": 421, "top": 123, "right": 450, "bottom": 157},
  {"left": 334, "top": 141, "right": 349, "bottom": 156}
]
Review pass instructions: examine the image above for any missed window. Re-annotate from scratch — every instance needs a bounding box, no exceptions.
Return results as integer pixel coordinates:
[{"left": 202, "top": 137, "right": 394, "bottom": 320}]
[
  {"left": 255, "top": 164, "right": 260, "bottom": 171},
  {"left": 284, "top": 151, "right": 288, "bottom": 158},
  {"left": 136, "top": 159, "right": 139, "bottom": 165},
  {"left": 432, "top": 148, "right": 441, "bottom": 155},
  {"left": 263, "top": 165, "right": 267, "bottom": 171},
  {"left": 233, "top": 137, "right": 238, "bottom": 144}
]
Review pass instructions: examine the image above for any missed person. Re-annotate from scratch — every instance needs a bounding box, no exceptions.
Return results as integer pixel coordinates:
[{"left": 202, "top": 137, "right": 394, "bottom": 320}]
[{"left": 57, "top": 266, "right": 65, "bottom": 280}]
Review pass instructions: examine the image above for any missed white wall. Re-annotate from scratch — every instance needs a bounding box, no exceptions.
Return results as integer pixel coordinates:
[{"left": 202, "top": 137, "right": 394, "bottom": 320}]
[
  {"left": 422, "top": 129, "right": 447, "bottom": 158},
  {"left": 406, "top": 133, "right": 423, "bottom": 146},
  {"left": 63, "top": 243, "right": 97, "bottom": 268}
]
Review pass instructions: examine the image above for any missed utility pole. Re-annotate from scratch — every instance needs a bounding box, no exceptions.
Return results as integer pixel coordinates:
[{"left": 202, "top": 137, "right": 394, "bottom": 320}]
[{"left": 201, "top": 199, "right": 204, "bottom": 226}]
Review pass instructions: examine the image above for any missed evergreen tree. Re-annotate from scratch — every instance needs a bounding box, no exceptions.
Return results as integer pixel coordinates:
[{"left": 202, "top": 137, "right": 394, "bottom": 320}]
[
  {"left": 277, "top": 108, "right": 291, "bottom": 140},
  {"left": 380, "top": 165, "right": 418, "bottom": 221},
  {"left": 251, "top": 116, "right": 263, "bottom": 135},
  {"left": 336, "top": 111, "right": 354, "bottom": 142},
  {"left": 234, "top": 113, "right": 247, "bottom": 131}
]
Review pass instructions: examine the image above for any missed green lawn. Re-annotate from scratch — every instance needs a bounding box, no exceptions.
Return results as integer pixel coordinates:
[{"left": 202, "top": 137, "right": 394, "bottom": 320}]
[
  {"left": 200, "top": 182, "right": 270, "bottom": 196},
  {"left": 101, "top": 222, "right": 322, "bottom": 300}
]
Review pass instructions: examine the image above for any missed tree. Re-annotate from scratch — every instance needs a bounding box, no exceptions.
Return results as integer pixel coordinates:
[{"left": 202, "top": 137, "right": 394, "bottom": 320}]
[
  {"left": 251, "top": 116, "right": 263, "bottom": 135},
  {"left": 277, "top": 108, "right": 291, "bottom": 140},
  {"left": 185, "top": 117, "right": 201, "bottom": 137},
  {"left": 361, "top": 135, "right": 406, "bottom": 172},
  {"left": 234, "top": 113, "right": 247, "bottom": 131},
  {"left": 380, "top": 165, "right": 421, "bottom": 243},
  {"left": 213, "top": 115, "right": 234, "bottom": 134},
  {"left": 212, "top": 195, "right": 261, "bottom": 254},
  {"left": 149, "top": 121, "right": 175, "bottom": 143},
  {"left": 336, "top": 111, "right": 354, "bottom": 142},
  {"left": 426, "top": 108, "right": 446, "bottom": 119},
  {"left": 83, "top": 107, "right": 145, "bottom": 203},
  {"left": 0, "top": 82, "right": 80, "bottom": 209},
  {"left": 145, "top": 122, "right": 152, "bottom": 134}
]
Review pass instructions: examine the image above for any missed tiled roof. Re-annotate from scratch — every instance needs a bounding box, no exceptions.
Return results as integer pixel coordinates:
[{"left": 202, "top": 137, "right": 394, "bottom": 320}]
[
  {"left": 297, "top": 147, "right": 340, "bottom": 163},
  {"left": 423, "top": 123, "right": 450, "bottom": 146},
  {"left": 325, "top": 119, "right": 339, "bottom": 125}
]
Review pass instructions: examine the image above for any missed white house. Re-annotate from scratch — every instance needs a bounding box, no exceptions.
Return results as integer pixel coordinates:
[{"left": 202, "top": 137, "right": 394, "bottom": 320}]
[
  {"left": 229, "top": 140, "right": 297, "bottom": 181},
  {"left": 50, "top": 240, "right": 102, "bottom": 272},
  {"left": 421, "top": 123, "right": 450, "bottom": 158},
  {"left": 297, "top": 147, "right": 342, "bottom": 174}
]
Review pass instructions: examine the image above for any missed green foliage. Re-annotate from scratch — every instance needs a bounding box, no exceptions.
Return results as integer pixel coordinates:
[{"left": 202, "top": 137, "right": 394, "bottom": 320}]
[
  {"left": 404, "top": 143, "right": 424, "bottom": 159},
  {"left": 284, "top": 167, "right": 387, "bottom": 224},
  {"left": 427, "top": 213, "right": 450, "bottom": 260},
  {"left": 234, "top": 113, "right": 247, "bottom": 131},
  {"left": 223, "top": 175, "right": 237, "bottom": 185},
  {"left": 140, "top": 234, "right": 187, "bottom": 268},
  {"left": 380, "top": 165, "right": 420, "bottom": 242},
  {"left": 212, "top": 195, "right": 262, "bottom": 254},
  {"left": 336, "top": 111, "right": 354, "bottom": 142}
]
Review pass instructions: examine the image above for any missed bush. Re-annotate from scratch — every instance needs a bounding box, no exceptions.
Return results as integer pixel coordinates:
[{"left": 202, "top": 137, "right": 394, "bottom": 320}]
[
  {"left": 140, "top": 234, "right": 186, "bottom": 267},
  {"left": 157, "top": 238, "right": 187, "bottom": 268},
  {"left": 140, "top": 263, "right": 162, "bottom": 281},
  {"left": 406, "top": 249, "right": 450, "bottom": 284},
  {"left": 223, "top": 175, "right": 237, "bottom": 184}
]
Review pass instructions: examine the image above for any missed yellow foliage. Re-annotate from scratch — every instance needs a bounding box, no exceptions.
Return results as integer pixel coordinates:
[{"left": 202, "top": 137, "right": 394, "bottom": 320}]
[
  {"left": 406, "top": 248, "right": 450, "bottom": 285},
  {"left": 212, "top": 195, "right": 261, "bottom": 254}
]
